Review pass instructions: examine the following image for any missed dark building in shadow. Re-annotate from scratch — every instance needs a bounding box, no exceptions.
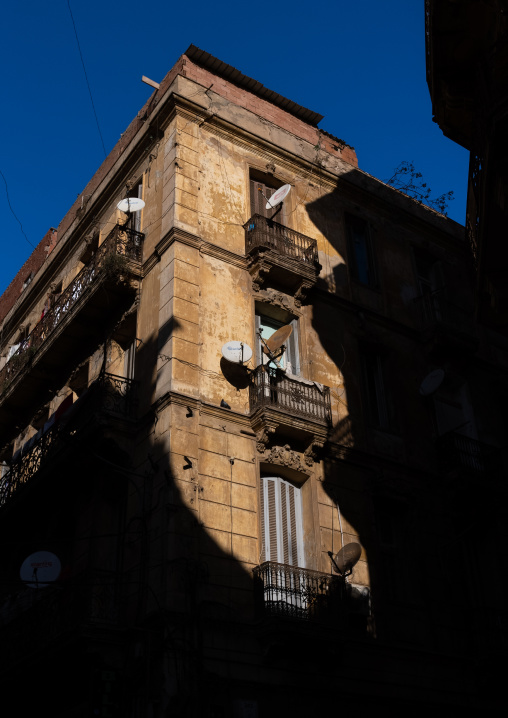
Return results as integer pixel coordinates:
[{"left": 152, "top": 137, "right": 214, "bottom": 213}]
[{"left": 0, "top": 42, "right": 506, "bottom": 715}]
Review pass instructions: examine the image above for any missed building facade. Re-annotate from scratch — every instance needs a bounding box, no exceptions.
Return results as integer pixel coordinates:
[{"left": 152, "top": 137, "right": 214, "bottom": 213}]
[
  {"left": 426, "top": 0, "right": 508, "bottom": 332},
  {"left": 0, "top": 45, "right": 506, "bottom": 715}
]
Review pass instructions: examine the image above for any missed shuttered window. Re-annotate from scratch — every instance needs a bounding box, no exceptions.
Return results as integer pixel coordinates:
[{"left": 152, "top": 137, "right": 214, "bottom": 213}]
[{"left": 260, "top": 476, "right": 304, "bottom": 567}]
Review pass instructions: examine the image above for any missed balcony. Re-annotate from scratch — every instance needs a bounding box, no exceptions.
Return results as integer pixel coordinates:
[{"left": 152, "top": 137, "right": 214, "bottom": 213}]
[
  {"left": 0, "top": 569, "right": 121, "bottom": 667},
  {"left": 0, "top": 373, "right": 138, "bottom": 510},
  {"left": 244, "top": 215, "right": 321, "bottom": 304},
  {"left": 0, "top": 225, "right": 143, "bottom": 440},
  {"left": 413, "top": 289, "right": 478, "bottom": 353},
  {"left": 250, "top": 366, "right": 331, "bottom": 453},
  {"left": 253, "top": 562, "right": 344, "bottom": 623},
  {"left": 437, "top": 431, "right": 503, "bottom": 478}
]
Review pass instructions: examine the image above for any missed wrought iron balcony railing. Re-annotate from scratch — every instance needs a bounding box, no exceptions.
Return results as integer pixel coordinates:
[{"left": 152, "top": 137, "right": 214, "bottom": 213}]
[
  {"left": 0, "top": 569, "right": 120, "bottom": 663},
  {"left": 437, "top": 431, "right": 502, "bottom": 476},
  {"left": 244, "top": 214, "right": 319, "bottom": 265},
  {"left": 0, "top": 224, "right": 143, "bottom": 396},
  {"left": 253, "top": 562, "right": 345, "bottom": 622},
  {"left": 250, "top": 366, "right": 332, "bottom": 425},
  {"left": 413, "top": 289, "right": 475, "bottom": 336},
  {"left": 0, "top": 373, "right": 138, "bottom": 508}
]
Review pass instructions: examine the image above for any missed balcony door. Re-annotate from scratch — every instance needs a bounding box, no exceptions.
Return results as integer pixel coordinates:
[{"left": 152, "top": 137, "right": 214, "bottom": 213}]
[
  {"left": 250, "top": 172, "right": 286, "bottom": 222},
  {"left": 255, "top": 314, "right": 300, "bottom": 376},
  {"left": 260, "top": 475, "right": 304, "bottom": 568}
]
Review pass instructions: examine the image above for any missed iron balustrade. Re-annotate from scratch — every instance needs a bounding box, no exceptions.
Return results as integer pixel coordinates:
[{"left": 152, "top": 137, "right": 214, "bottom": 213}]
[
  {"left": 0, "top": 373, "right": 138, "bottom": 508},
  {"left": 0, "top": 224, "right": 143, "bottom": 395},
  {"left": 253, "top": 561, "right": 345, "bottom": 621},
  {"left": 244, "top": 214, "right": 319, "bottom": 265},
  {"left": 98, "top": 371, "right": 139, "bottom": 418},
  {"left": 437, "top": 431, "right": 502, "bottom": 476},
  {"left": 250, "top": 366, "right": 331, "bottom": 424},
  {"left": 413, "top": 289, "right": 474, "bottom": 334},
  {"left": 0, "top": 569, "right": 120, "bottom": 663}
]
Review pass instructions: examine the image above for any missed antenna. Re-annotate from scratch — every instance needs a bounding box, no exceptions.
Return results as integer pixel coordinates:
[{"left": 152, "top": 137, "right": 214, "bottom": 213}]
[
  {"left": 20, "top": 551, "right": 61, "bottom": 588},
  {"left": 258, "top": 324, "right": 293, "bottom": 370},
  {"left": 419, "top": 368, "right": 445, "bottom": 396},
  {"left": 117, "top": 197, "right": 146, "bottom": 213},
  {"left": 221, "top": 341, "right": 253, "bottom": 365},
  {"left": 262, "top": 324, "right": 293, "bottom": 355},
  {"left": 328, "top": 542, "right": 362, "bottom": 576},
  {"left": 265, "top": 184, "right": 291, "bottom": 210}
]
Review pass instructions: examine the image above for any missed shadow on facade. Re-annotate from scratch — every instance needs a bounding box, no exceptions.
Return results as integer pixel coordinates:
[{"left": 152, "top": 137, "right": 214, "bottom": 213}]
[{"left": 0, "top": 203, "right": 482, "bottom": 716}]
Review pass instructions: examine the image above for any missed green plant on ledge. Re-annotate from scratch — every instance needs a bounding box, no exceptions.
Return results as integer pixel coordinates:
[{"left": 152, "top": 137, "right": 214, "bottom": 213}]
[{"left": 101, "top": 251, "right": 130, "bottom": 282}]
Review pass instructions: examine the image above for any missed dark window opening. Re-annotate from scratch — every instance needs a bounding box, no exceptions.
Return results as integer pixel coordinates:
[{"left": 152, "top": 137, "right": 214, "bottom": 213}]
[
  {"left": 79, "top": 233, "right": 100, "bottom": 266},
  {"left": 346, "top": 215, "right": 377, "bottom": 287},
  {"left": 361, "top": 350, "right": 395, "bottom": 431}
]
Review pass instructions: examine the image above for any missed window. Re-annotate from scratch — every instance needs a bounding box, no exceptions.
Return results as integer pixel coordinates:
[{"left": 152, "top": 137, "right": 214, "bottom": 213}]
[
  {"left": 433, "top": 381, "right": 477, "bottom": 439},
  {"left": 22, "top": 272, "right": 34, "bottom": 292},
  {"left": 250, "top": 170, "right": 286, "bottom": 223},
  {"left": 346, "top": 215, "right": 377, "bottom": 287},
  {"left": 126, "top": 178, "right": 144, "bottom": 233},
  {"left": 361, "top": 350, "right": 395, "bottom": 430},
  {"left": 414, "top": 250, "right": 444, "bottom": 296},
  {"left": 255, "top": 313, "right": 300, "bottom": 376},
  {"left": 260, "top": 475, "right": 304, "bottom": 567}
]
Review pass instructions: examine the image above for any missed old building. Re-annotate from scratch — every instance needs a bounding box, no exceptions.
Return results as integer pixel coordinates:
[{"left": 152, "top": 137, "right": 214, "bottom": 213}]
[
  {"left": 426, "top": 3, "right": 508, "bottom": 709},
  {"left": 426, "top": 0, "right": 508, "bottom": 332},
  {"left": 0, "top": 44, "right": 506, "bottom": 715}
]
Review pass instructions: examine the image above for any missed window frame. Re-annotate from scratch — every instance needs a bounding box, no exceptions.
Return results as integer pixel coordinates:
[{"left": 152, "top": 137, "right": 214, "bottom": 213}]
[
  {"left": 346, "top": 214, "right": 378, "bottom": 288},
  {"left": 361, "top": 349, "right": 396, "bottom": 432},
  {"left": 255, "top": 313, "right": 300, "bottom": 377},
  {"left": 249, "top": 170, "right": 287, "bottom": 224},
  {"left": 260, "top": 475, "right": 305, "bottom": 568}
]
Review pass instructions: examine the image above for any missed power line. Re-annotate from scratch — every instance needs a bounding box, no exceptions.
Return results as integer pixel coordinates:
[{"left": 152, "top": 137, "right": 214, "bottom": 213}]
[
  {"left": 0, "top": 169, "right": 35, "bottom": 249},
  {"left": 66, "top": 0, "right": 107, "bottom": 158}
]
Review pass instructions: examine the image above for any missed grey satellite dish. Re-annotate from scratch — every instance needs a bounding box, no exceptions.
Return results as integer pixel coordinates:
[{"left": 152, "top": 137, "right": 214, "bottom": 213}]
[
  {"left": 266, "top": 184, "right": 291, "bottom": 209},
  {"left": 20, "top": 551, "right": 61, "bottom": 588},
  {"left": 419, "top": 368, "right": 445, "bottom": 396},
  {"left": 117, "top": 197, "right": 145, "bottom": 213},
  {"left": 221, "top": 341, "right": 253, "bottom": 364},
  {"left": 262, "top": 324, "right": 293, "bottom": 355},
  {"left": 333, "top": 542, "right": 362, "bottom": 575}
]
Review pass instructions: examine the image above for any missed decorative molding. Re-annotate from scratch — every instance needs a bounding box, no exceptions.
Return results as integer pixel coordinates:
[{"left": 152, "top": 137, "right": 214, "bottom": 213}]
[
  {"left": 200, "top": 242, "right": 246, "bottom": 270},
  {"left": 142, "top": 227, "right": 246, "bottom": 277},
  {"left": 257, "top": 287, "right": 300, "bottom": 316},
  {"left": 153, "top": 390, "right": 252, "bottom": 430},
  {"left": 304, "top": 439, "right": 325, "bottom": 466},
  {"left": 255, "top": 426, "right": 275, "bottom": 453},
  {"left": 261, "top": 444, "right": 310, "bottom": 475}
]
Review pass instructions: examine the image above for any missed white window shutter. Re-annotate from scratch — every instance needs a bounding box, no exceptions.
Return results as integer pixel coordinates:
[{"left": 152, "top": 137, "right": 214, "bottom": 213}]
[{"left": 261, "top": 476, "right": 304, "bottom": 567}]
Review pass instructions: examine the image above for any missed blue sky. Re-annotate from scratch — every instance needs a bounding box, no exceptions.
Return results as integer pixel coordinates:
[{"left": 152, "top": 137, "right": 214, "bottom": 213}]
[{"left": 0, "top": 0, "right": 469, "bottom": 294}]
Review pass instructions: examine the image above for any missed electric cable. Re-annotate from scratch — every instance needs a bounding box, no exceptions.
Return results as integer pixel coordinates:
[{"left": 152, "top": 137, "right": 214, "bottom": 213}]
[
  {"left": 66, "top": 0, "right": 107, "bottom": 158},
  {"left": 0, "top": 169, "right": 35, "bottom": 249}
]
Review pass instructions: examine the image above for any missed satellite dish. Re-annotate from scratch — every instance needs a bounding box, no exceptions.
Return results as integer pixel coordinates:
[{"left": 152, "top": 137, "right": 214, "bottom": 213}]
[
  {"left": 262, "top": 324, "right": 293, "bottom": 355},
  {"left": 333, "top": 542, "right": 362, "bottom": 575},
  {"left": 117, "top": 197, "right": 146, "bottom": 213},
  {"left": 419, "top": 368, "right": 445, "bottom": 396},
  {"left": 221, "top": 341, "right": 253, "bottom": 364},
  {"left": 266, "top": 184, "right": 291, "bottom": 210},
  {"left": 20, "top": 551, "right": 61, "bottom": 588}
]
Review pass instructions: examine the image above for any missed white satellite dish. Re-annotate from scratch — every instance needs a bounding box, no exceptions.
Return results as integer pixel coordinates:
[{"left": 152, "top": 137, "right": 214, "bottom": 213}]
[
  {"left": 20, "top": 551, "right": 61, "bottom": 588},
  {"left": 419, "top": 368, "right": 445, "bottom": 396},
  {"left": 266, "top": 184, "right": 291, "bottom": 210},
  {"left": 117, "top": 197, "right": 146, "bottom": 213},
  {"left": 221, "top": 341, "right": 253, "bottom": 364}
]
